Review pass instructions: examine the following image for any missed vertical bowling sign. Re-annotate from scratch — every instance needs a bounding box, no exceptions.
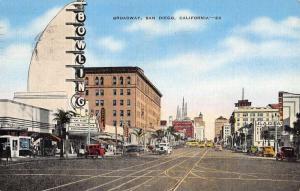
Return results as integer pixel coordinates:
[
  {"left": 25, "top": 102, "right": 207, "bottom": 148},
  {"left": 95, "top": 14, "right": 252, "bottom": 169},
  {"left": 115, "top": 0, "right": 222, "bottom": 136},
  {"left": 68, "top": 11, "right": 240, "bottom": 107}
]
[{"left": 67, "top": 0, "right": 87, "bottom": 109}]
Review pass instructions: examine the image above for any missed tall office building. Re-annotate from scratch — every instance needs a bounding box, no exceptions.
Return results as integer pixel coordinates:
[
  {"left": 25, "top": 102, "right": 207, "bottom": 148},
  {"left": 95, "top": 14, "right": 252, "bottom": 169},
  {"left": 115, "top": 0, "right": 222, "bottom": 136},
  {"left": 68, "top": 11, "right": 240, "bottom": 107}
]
[{"left": 84, "top": 67, "right": 162, "bottom": 132}]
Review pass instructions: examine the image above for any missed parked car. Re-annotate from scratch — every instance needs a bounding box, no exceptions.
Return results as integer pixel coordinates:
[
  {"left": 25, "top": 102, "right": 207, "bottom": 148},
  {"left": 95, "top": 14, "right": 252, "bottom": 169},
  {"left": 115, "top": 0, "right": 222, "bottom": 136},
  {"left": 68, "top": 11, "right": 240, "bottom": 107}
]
[
  {"left": 198, "top": 142, "right": 206, "bottom": 148},
  {"left": 276, "top": 147, "right": 296, "bottom": 161},
  {"left": 248, "top": 146, "right": 258, "bottom": 156},
  {"left": 262, "top": 146, "right": 275, "bottom": 157},
  {"left": 85, "top": 144, "right": 105, "bottom": 159},
  {"left": 186, "top": 141, "right": 199, "bottom": 147},
  {"left": 215, "top": 144, "right": 222, "bottom": 151},
  {"left": 233, "top": 146, "right": 243, "bottom": 153},
  {"left": 157, "top": 142, "right": 172, "bottom": 154},
  {"left": 206, "top": 141, "right": 214, "bottom": 148},
  {"left": 124, "top": 145, "right": 141, "bottom": 157}
]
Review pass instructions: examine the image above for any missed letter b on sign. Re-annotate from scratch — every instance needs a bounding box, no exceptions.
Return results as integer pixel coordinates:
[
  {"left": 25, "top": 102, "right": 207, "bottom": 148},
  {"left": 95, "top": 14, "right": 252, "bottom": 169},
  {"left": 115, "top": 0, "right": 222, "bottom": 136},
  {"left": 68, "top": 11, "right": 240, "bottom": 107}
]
[{"left": 76, "top": 12, "right": 86, "bottom": 22}]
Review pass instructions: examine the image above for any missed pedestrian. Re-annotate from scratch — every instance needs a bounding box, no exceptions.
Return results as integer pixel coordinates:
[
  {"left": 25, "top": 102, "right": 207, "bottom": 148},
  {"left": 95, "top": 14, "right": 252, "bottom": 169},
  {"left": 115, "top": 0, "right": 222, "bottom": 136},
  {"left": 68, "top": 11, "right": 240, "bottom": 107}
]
[
  {"left": 6, "top": 145, "right": 12, "bottom": 164},
  {"left": 0, "top": 144, "right": 3, "bottom": 164}
]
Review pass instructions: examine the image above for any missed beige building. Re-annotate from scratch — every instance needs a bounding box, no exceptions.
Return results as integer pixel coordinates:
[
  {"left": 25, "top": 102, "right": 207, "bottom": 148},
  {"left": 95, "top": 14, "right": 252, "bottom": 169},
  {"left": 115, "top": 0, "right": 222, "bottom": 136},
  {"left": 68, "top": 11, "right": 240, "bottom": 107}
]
[
  {"left": 215, "top": 116, "right": 228, "bottom": 139},
  {"left": 84, "top": 67, "right": 162, "bottom": 133},
  {"left": 194, "top": 113, "right": 205, "bottom": 141}
]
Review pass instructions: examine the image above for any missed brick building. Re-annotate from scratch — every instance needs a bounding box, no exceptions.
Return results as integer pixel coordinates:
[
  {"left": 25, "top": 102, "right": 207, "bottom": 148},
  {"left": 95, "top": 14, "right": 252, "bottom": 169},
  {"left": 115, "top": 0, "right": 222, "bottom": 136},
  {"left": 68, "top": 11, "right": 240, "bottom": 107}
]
[{"left": 84, "top": 67, "right": 162, "bottom": 133}]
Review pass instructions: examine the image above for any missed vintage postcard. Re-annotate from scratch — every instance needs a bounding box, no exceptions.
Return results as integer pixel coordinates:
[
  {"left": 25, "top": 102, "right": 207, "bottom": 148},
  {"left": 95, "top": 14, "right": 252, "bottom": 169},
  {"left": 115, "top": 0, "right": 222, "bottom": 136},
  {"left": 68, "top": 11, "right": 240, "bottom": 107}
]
[{"left": 0, "top": 0, "right": 299, "bottom": 190}]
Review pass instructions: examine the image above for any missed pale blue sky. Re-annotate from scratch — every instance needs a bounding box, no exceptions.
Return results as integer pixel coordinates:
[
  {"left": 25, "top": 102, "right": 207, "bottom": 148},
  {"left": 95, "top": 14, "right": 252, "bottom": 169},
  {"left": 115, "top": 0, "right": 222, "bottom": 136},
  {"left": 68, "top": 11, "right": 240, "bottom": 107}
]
[{"left": 1, "top": 0, "right": 300, "bottom": 138}]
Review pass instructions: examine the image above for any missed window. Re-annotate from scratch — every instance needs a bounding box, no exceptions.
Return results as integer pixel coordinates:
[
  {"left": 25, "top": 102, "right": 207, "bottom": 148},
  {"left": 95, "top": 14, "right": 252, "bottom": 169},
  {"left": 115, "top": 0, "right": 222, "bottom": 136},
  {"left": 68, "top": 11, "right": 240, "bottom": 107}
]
[
  {"left": 243, "top": 118, "right": 248, "bottom": 121},
  {"left": 243, "top": 113, "right": 248, "bottom": 117},
  {"left": 96, "top": 89, "right": 100, "bottom": 96},
  {"left": 85, "top": 77, "right": 89, "bottom": 85},
  {"left": 127, "top": 110, "right": 131, "bottom": 116},
  {"left": 120, "top": 100, "right": 124, "bottom": 106},
  {"left": 113, "top": 120, "right": 117, "bottom": 127},
  {"left": 113, "top": 89, "right": 117, "bottom": 96},
  {"left": 258, "top": 113, "right": 263, "bottom": 117},
  {"left": 127, "top": 89, "right": 131, "bottom": 95},
  {"left": 120, "top": 76, "right": 124, "bottom": 85},
  {"left": 95, "top": 77, "right": 99, "bottom": 85},
  {"left": 100, "top": 77, "right": 104, "bottom": 85},
  {"left": 100, "top": 89, "right": 104, "bottom": 96},
  {"left": 127, "top": 76, "right": 131, "bottom": 85},
  {"left": 113, "top": 110, "right": 117, "bottom": 117},
  {"left": 127, "top": 120, "right": 131, "bottom": 127},
  {"left": 113, "top": 100, "right": 116, "bottom": 106},
  {"left": 95, "top": 110, "right": 99, "bottom": 116},
  {"left": 120, "top": 89, "right": 124, "bottom": 95},
  {"left": 127, "top": 99, "right": 131, "bottom": 106},
  {"left": 100, "top": 100, "right": 104, "bottom": 106},
  {"left": 85, "top": 89, "right": 89, "bottom": 96},
  {"left": 113, "top": 76, "right": 117, "bottom": 85},
  {"left": 96, "top": 100, "right": 100, "bottom": 106},
  {"left": 120, "top": 110, "right": 124, "bottom": 117},
  {"left": 120, "top": 120, "right": 123, "bottom": 126}
]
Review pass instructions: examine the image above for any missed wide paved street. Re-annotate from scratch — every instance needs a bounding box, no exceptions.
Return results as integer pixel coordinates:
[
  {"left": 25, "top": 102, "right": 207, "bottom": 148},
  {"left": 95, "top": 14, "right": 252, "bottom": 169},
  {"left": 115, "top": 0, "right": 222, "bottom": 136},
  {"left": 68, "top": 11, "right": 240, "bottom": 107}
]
[{"left": 0, "top": 148, "right": 300, "bottom": 191}]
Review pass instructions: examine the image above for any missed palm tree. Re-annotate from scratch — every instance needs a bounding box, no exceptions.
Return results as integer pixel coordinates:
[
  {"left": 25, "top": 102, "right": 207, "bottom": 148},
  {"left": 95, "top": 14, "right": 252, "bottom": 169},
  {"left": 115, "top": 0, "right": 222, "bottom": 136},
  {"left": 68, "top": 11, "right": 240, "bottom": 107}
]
[
  {"left": 131, "top": 129, "right": 144, "bottom": 145},
  {"left": 293, "top": 113, "right": 300, "bottom": 159},
  {"left": 53, "top": 109, "right": 76, "bottom": 158},
  {"left": 151, "top": 129, "right": 165, "bottom": 142}
]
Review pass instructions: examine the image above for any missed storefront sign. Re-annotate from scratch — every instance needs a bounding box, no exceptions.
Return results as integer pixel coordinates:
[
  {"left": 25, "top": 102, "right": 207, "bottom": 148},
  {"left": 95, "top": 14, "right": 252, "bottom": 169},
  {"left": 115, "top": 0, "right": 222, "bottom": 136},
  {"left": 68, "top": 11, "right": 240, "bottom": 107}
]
[{"left": 67, "top": 0, "right": 87, "bottom": 109}]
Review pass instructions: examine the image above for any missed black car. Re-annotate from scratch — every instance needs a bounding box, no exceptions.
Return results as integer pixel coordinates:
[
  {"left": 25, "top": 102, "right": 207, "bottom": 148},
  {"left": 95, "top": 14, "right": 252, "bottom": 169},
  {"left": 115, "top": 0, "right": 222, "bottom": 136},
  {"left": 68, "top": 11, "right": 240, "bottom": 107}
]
[{"left": 124, "top": 145, "right": 141, "bottom": 157}]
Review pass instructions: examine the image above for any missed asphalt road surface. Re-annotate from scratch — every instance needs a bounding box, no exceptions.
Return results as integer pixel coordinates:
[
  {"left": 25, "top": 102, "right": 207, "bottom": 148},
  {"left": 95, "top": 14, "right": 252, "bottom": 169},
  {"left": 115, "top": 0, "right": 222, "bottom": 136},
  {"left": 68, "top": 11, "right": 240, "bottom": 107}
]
[{"left": 0, "top": 147, "right": 300, "bottom": 191}]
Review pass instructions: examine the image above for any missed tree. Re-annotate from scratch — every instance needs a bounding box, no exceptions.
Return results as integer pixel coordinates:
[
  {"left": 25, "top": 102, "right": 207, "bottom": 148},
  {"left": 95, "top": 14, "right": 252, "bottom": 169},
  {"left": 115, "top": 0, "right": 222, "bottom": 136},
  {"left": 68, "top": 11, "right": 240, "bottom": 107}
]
[
  {"left": 53, "top": 109, "right": 76, "bottom": 158},
  {"left": 293, "top": 113, "right": 300, "bottom": 159},
  {"left": 131, "top": 129, "right": 144, "bottom": 145}
]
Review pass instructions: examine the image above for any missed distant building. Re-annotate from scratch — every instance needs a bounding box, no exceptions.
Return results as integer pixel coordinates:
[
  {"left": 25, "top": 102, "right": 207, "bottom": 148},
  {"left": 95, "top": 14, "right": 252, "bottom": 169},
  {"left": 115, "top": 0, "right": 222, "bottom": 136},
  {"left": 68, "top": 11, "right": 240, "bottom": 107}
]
[
  {"left": 222, "top": 123, "right": 231, "bottom": 146},
  {"left": 194, "top": 113, "right": 205, "bottom": 141},
  {"left": 279, "top": 91, "right": 300, "bottom": 128},
  {"left": 173, "top": 120, "right": 194, "bottom": 139},
  {"left": 215, "top": 116, "right": 228, "bottom": 139},
  {"left": 160, "top": 120, "right": 168, "bottom": 131},
  {"left": 233, "top": 106, "right": 280, "bottom": 132}
]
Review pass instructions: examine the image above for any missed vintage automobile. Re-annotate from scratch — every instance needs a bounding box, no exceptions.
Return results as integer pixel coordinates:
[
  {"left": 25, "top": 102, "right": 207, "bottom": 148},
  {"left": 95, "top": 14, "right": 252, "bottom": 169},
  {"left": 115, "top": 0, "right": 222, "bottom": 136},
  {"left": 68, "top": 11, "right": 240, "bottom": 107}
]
[
  {"left": 248, "top": 146, "right": 258, "bottom": 156},
  {"left": 124, "top": 145, "right": 142, "bottom": 157},
  {"left": 276, "top": 147, "right": 296, "bottom": 161},
  {"left": 215, "top": 144, "right": 222, "bottom": 151},
  {"left": 198, "top": 142, "right": 206, "bottom": 148},
  {"left": 206, "top": 141, "right": 214, "bottom": 148},
  {"left": 155, "top": 142, "right": 172, "bottom": 155},
  {"left": 262, "top": 146, "right": 275, "bottom": 157},
  {"left": 186, "top": 141, "right": 199, "bottom": 147},
  {"left": 85, "top": 144, "right": 105, "bottom": 159}
]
